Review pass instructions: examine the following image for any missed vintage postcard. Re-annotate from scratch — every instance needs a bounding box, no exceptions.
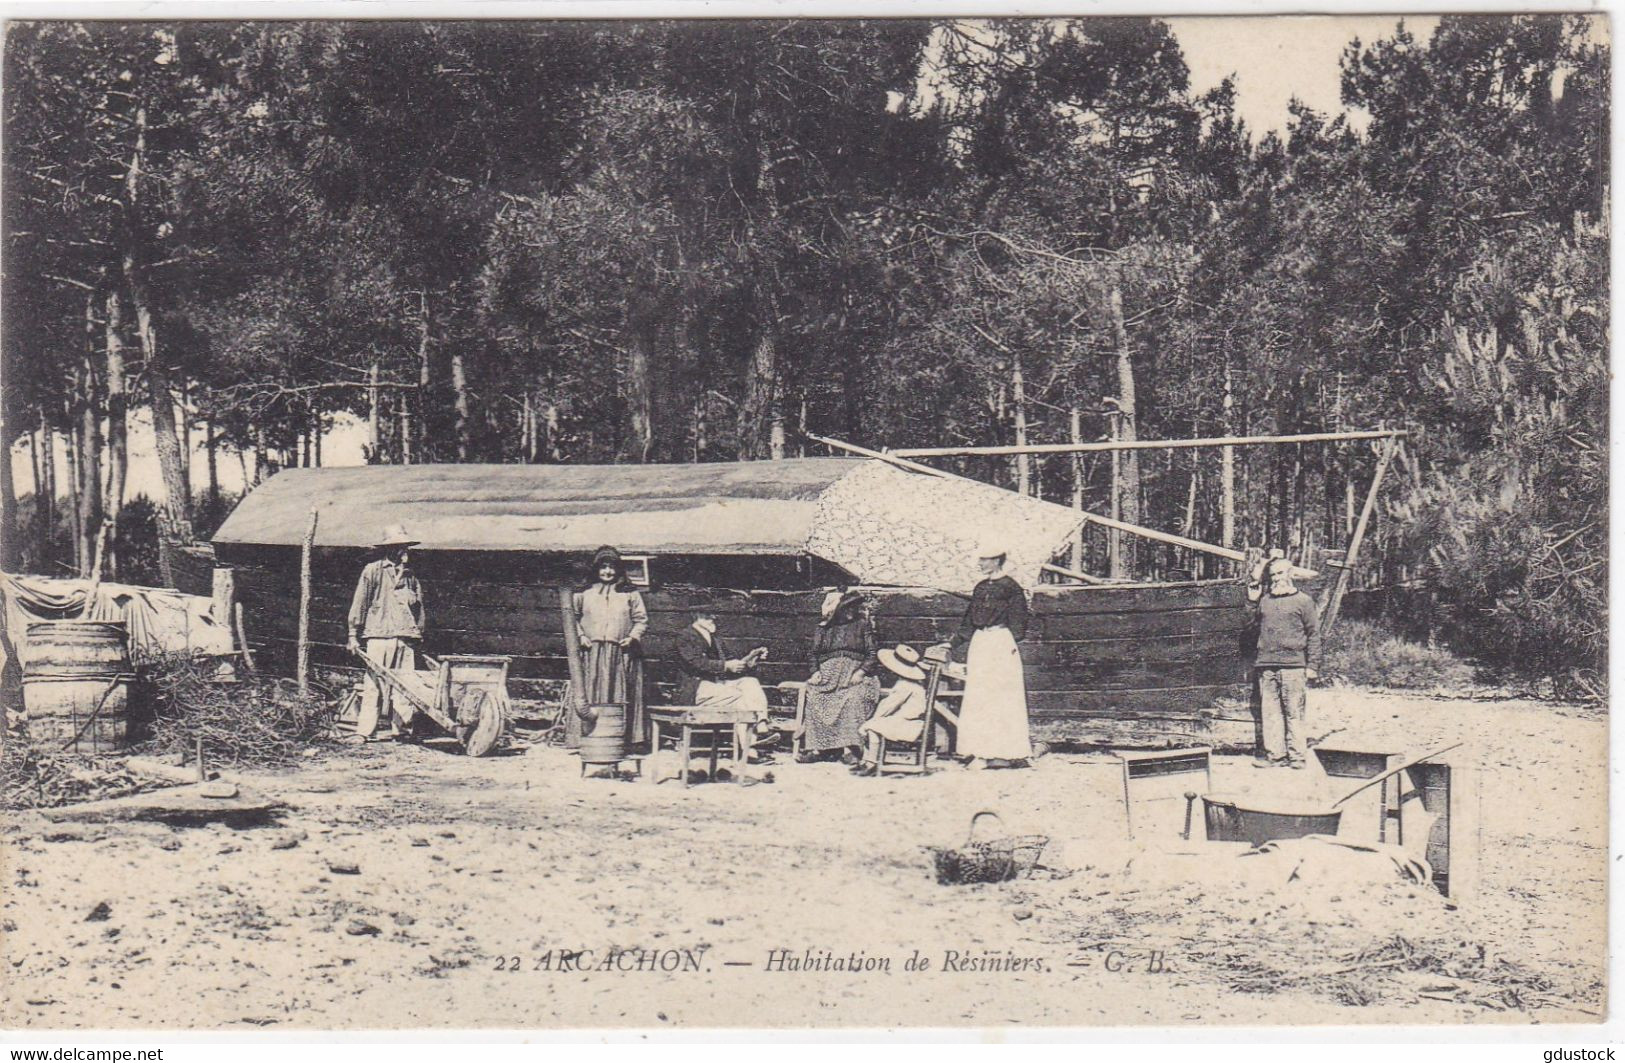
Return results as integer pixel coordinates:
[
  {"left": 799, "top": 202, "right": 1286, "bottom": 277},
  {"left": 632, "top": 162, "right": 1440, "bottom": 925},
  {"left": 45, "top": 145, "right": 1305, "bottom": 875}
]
[{"left": 0, "top": 6, "right": 1610, "bottom": 1040}]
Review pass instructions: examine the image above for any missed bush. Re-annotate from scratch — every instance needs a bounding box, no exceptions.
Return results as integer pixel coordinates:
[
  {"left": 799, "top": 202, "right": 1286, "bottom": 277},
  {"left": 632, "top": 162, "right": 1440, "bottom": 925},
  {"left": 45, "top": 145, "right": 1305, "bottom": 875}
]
[{"left": 1321, "top": 619, "right": 1477, "bottom": 691}]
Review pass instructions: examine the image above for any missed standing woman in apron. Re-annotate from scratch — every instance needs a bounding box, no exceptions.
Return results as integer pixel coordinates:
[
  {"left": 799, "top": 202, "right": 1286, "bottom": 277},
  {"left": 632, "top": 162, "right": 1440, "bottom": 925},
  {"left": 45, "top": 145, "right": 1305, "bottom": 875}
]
[
  {"left": 571, "top": 545, "right": 649, "bottom": 749},
  {"left": 950, "top": 541, "right": 1033, "bottom": 770}
]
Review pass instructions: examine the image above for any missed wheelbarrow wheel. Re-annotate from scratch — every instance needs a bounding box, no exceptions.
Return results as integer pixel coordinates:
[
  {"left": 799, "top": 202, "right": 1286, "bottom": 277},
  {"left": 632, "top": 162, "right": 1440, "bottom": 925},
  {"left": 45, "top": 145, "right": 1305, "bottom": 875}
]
[{"left": 458, "top": 688, "right": 506, "bottom": 758}]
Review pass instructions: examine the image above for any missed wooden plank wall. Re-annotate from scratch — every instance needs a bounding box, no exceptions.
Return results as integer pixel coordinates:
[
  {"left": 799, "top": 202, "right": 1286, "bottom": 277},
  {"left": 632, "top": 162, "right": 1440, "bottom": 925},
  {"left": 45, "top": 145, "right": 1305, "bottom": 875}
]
[{"left": 216, "top": 544, "right": 1254, "bottom": 749}]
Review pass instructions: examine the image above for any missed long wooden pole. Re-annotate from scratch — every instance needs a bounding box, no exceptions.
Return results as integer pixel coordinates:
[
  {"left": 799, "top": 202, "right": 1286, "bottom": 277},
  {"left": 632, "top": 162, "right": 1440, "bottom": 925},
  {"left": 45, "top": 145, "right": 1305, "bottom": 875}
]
[
  {"left": 803, "top": 432, "right": 956, "bottom": 480},
  {"left": 890, "top": 429, "right": 1408, "bottom": 459},
  {"left": 1319, "top": 436, "right": 1398, "bottom": 639},
  {"left": 1041, "top": 562, "right": 1111, "bottom": 586},
  {"left": 296, "top": 507, "right": 318, "bottom": 694},
  {"left": 1082, "top": 509, "right": 1248, "bottom": 565}
]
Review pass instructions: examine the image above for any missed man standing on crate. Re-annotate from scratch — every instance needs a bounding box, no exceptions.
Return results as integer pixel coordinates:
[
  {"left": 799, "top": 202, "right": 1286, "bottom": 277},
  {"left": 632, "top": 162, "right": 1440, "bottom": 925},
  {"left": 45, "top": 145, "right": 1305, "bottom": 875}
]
[
  {"left": 347, "top": 524, "right": 426, "bottom": 741},
  {"left": 1247, "top": 556, "right": 1322, "bottom": 769}
]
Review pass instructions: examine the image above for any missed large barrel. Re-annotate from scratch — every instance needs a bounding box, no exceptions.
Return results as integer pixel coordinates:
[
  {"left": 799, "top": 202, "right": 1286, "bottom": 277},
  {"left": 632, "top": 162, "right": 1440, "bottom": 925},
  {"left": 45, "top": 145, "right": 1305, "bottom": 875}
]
[
  {"left": 578, "top": 702, "right": 627, "bottom": 768},
  {"left": 21, "top": 620, "right": 132, "bottom": 753}
]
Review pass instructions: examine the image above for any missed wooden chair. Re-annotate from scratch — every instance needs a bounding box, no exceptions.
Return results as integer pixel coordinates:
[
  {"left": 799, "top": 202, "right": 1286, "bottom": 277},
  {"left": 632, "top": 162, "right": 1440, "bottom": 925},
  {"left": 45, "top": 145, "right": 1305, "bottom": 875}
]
[{"left": 874, "top": 660, "right": 961, "bottom": 776}]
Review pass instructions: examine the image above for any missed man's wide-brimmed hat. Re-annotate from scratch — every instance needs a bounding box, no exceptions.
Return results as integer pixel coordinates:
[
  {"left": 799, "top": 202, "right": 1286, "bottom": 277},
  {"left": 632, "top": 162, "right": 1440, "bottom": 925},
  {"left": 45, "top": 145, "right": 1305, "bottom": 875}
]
[
  {"left": 878, "top": 644, "right": 926, "bottom": 682},
  {"left": 820, "top": 587, "right": 864, "bottom": 621},
  {"left": 592, "top": 545, "right": 624, "bottom": 570},
  {"left": 376, "top": 523, "right": 419, "bottom": 549}
]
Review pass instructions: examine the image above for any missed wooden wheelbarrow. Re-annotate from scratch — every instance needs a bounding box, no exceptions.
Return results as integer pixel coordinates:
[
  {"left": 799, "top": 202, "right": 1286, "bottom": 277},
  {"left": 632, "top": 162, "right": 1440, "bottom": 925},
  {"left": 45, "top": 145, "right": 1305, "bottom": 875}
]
[{"left": 354, "top": 650, "right": 511, "bottom": 757}]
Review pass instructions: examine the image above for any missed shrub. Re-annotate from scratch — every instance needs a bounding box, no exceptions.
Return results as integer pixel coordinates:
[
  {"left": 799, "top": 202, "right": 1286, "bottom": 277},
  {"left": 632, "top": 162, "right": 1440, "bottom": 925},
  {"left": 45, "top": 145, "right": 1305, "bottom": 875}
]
[{"left": 1321, "top": 619, "right": 1477, "bottom": 691}]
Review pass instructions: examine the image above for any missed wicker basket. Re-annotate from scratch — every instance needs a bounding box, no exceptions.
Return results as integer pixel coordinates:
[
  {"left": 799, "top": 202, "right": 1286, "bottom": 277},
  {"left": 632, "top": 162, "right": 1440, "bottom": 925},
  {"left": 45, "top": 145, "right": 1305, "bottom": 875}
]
[{"left": 929, "top": 810, "right": 1049, "bottom": 885}]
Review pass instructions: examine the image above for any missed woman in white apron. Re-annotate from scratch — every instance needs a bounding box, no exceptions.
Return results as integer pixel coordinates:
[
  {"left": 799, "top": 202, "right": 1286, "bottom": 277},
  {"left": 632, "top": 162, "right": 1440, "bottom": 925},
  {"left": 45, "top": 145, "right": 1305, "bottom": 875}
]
[{"left": 950, "top": 542, "right": 1032, "bottom": 769}]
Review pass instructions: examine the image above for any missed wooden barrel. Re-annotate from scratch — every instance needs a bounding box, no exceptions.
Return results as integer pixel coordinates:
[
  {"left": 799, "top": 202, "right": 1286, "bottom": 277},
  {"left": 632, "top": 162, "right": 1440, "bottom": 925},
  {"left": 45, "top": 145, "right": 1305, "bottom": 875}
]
[
  {"left": 578, "top": 702, "right": 627, "bottom": 767},
  {"left": 21, "top": 620, "right": 132, "bottom": 753}
]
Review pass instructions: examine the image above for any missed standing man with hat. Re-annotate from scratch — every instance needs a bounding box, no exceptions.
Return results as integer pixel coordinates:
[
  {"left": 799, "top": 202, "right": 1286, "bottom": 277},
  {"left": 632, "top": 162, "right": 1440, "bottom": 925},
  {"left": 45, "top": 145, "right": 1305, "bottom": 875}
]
[
  {"left": 571, "top": 545, "right": 650, "bottom": 749},
  {"left": 347, "top": 523, "right": 426, "bottom": 740},
  {"left": 1246, "top": 555, "right": 1322, "bottom": 769}
]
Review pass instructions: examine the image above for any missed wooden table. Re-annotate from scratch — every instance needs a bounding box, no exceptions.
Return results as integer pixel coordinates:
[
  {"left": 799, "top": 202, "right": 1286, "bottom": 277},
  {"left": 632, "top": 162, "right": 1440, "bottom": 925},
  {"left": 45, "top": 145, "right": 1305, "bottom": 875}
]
[{"left": 648, "top": 705, "right": 758, "bottom": 787}]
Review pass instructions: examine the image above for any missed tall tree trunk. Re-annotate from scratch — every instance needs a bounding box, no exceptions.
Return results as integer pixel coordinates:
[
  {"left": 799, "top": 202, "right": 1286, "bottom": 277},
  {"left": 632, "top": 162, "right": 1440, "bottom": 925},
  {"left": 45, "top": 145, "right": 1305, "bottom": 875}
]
[
  {"left": 842, "top": 356, "right": 863, "bottom": 439},
  {"left": 398, "top": 397, "right": 413, "bottom": 466},
  {"left": 1012, "top": 354, "right": 1029, "bottom": 495},
  {"left": 178, "top": 379, "right": 192, "bottom": 508},
  {"left": 693, "top": 394, "right": 707, "bottom": 461},
  {"left": 126, "top": 279, "right": 190, "bottom": 543},
  {"left": 205, "top": 420, "right": 219, "bottom": 510},
  {"left": 410, "top": 290, "right": 430, "bottom": 464},
  {"left": 1184, "top": 458, "right": 1200, "bottom": 537},
  {"left": 1291, "top": 443, "right": 1306, "bottom": 562},
  {"left": 25, "top": 429, "right": 41, "bottom": 569},
  {"left": 121, "top": 98, "right": 187, "bottom": 545},
  {"left": 78, "top": 381, "right": 102, "bottom": 578},
  {"left": 653, "top": 310, "right": 693, "bottom": 463},
  {"left": 1220, "top": 361, "right": 1236, "bottom": 550},
  {"left": 39, "top": 413, "right": 55, "bottom": 567},
  {"left": 78, "top": 296, "right": 103, "bottom": 577},
  {"left": 252, "top": 425, "right": 267, "bottom": 485},
  {"left": 104, "top": 288, "right": 127, "bottom": 578},
  {"left": 1108, "top": 285, "right": 1140, "bottom": 575},
  {"left": 312, "top": 410, "right": 322, "bottom": 467},
  {"left": 0, "top": 403, "right": 17, "bottom": 572},
  {"left": 623, "top": 309, "right": 655, "bottom": 463},
  {"left": 366, "top": 359, "right": 380, "bottom": 463},
  {"left": 450, "top": 349, "right": 470, "bottom": 462},
  {"left": 542, "top": 400, "right": 560, "bottom": 462},
  {"left": 520, "top": 392, "right": 534, "bottom": 463},
  {"left": 64, "top": 408, "right": 82, "bottom": 574},
  {"left": 769, "top": 402, "right": 786, "bottom": 460},
  {"left": 738, "top": 284, "right": 782, "bottom": 461}
]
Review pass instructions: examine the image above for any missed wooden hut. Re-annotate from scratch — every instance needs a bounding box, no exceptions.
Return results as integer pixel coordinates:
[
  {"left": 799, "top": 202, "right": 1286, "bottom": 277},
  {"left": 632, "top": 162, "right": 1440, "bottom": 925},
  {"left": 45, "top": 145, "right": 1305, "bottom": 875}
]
[{"left": 211, "top": 459, "right": 1255, "bottom": 748}]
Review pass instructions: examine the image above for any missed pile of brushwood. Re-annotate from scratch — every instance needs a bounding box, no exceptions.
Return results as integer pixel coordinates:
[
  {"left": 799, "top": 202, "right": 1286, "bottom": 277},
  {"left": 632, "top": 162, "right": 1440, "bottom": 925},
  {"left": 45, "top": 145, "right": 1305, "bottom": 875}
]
[
  {"left": 136, "top": 654, "right": 335, "bottom": 768},
  {"left": 0, "top": 745, "right": 168, "bottom": 811}
]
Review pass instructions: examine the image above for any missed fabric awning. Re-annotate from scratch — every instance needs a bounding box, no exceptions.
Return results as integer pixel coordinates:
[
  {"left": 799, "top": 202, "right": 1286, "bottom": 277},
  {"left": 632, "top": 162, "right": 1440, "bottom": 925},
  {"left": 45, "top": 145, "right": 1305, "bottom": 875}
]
[{"left": 805, "top": 461, "right": 1085, "bottom": 595}]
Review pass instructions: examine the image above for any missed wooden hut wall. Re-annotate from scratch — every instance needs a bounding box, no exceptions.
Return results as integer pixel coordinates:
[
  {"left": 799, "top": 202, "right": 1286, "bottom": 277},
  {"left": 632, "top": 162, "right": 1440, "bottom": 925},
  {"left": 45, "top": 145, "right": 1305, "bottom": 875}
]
[{"left": 217, "top": 544, "right": 1253, "bottom": 749}]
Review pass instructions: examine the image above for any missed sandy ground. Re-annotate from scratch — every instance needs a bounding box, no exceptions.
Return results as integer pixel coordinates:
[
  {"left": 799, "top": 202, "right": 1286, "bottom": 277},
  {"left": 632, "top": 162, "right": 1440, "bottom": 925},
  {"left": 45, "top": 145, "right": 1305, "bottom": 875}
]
[{"left": 0, "top": 686, "right": 1607, "bottom": 1031}]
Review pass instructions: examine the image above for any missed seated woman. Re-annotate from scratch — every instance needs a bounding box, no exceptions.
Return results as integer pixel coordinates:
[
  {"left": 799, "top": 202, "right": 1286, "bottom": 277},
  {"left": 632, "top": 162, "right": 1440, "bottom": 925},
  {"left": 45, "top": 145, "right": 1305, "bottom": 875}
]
[
  {"left": 851, "top": 644, "right": 929, "bottom": 776},
  {"left": 798, "top": 589, "right": 881, "bottom": 765}
]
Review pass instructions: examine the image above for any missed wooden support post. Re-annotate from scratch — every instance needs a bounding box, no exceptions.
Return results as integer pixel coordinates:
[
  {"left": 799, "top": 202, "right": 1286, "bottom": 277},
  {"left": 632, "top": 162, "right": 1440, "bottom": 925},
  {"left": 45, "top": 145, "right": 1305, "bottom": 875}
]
[
  {"left": 1069, "top": 405, "right": 1084, "bottom": 571},
  {"left": 296, "top": 507, "right": 318, "bottom": 695},
  {"left": 559, "top": 587, "right": 587, "bottom": 749},
  {"left": 211, "top": 566, "right": 236, "bottom": 627},
  {"left": 1108, "top": 410, "right": 1123, "bottom": 578},
  {"left": 1319, "top": 436, "right": 1398, "bottom": 640}
]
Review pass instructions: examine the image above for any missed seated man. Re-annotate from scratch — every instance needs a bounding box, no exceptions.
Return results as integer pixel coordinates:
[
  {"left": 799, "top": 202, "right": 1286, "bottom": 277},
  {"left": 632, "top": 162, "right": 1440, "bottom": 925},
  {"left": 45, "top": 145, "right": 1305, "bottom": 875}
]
[{"left": 673, "top": 607, "right": 774, "bottom": 755}]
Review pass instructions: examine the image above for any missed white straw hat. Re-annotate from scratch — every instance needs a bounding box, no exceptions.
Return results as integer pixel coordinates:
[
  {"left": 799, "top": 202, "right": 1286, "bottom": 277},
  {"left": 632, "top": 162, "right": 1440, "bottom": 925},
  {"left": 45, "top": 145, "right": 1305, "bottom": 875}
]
[
  {"left": 375, "top": 523, "right": 419, "bottom": 549},
  {"left": 878, "top": 644, "right": 926, "bottom": 682},
  {"left": 975, "top": 538, "right": 1008, "bottom": 560}
]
